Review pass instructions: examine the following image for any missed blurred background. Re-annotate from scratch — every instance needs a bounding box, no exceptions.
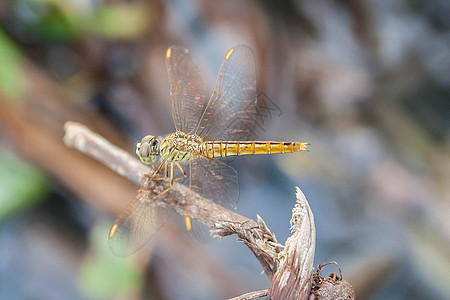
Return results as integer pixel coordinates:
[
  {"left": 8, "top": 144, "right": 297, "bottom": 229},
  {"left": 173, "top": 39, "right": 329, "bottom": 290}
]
[{"left": 0, "top": 0, "right": 449, "bottom": 299}]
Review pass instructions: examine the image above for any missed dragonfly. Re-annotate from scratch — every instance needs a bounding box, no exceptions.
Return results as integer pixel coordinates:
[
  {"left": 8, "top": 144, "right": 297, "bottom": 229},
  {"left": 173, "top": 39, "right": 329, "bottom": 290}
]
[{"left": 108, "top": 45, "right": 308, "bottom": 256}]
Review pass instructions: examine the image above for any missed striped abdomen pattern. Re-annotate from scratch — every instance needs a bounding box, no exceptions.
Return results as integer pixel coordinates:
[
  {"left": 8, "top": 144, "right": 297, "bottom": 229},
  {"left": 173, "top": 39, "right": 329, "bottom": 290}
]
[{"left": 200, "top": 141, "right": 308, "bottom": 158}]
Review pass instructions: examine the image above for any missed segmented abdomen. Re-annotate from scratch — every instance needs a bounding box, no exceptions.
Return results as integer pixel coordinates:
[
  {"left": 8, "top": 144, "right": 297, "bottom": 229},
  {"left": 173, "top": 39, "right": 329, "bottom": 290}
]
[{"left": 200, "top": 141, "right": 308, "bottom": 158}]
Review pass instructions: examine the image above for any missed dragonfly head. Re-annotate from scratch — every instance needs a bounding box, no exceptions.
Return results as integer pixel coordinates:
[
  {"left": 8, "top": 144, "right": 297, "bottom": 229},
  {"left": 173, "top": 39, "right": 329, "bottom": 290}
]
[{"left": 136, "top": 135, "right": 160, "bottom": 164}]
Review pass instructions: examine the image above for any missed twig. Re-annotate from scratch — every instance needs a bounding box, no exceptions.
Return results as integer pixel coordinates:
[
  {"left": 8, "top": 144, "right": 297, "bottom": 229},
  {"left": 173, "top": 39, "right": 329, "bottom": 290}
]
[
  {"left": 228, "top": 288, "right": 269, "bottom": 300},
  {"left": 310, "top": 261, "right": 355, "bottom": 299},
  {"left": 63, "top": 121, "right": 148, "bottom": 185},
  {"left": 316, "top": 261, "right": 342, "bottom": 281},
  {"left": 267, "top": 187, "right": 316, "bottom": 299},
  {"left": 63, "top": 121, "right": 280, "bottom": 279},
  {"left": 63, "top": 121, "right": 354, "bottom": 299}
]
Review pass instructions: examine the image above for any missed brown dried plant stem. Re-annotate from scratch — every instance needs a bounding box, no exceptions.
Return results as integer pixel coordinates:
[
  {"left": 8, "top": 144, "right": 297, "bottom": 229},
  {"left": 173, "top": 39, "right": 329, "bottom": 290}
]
[
  {"left": 63, "top": 121, "right": 281, "bottom": 279},
  {"left": 228, "top": 288, "right": 269, "bottom": 300},
  {"left": 63, "top": 121, "right": 330, "bottom": 299}
]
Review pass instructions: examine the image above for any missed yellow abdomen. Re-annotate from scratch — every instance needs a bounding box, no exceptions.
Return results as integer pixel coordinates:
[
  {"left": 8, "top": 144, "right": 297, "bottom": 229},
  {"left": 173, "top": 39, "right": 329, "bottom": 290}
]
[{"left": 200, "top": 141, "right": 308, "bottom": 158}]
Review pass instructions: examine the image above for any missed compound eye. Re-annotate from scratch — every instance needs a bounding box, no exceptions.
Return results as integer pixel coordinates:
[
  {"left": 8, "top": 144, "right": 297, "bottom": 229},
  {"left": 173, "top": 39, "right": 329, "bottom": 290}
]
[
  {"left": 136, "top": 135, "right": 158, "bottom": 164},
  {"left": 141, "top": 135, "right": 156, "bottom": 145},
  {"left": 138, "top": 143, "right": 150, "bottom": 158}
]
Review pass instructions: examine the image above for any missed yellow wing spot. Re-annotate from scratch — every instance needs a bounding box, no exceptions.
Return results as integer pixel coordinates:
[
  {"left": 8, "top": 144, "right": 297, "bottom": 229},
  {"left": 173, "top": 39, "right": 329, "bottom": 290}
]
[
  {"left": 185, "top": 216, "right": 192, "bottom": 231},
  {"left": 166, "top": 48, "right": 172, "bottom": 59},
  {"left": 109, "top": 223, "right": 118, "bottom": 239},
  {"left": 225, "top": 48, "right": 234, "bottom": 60}
]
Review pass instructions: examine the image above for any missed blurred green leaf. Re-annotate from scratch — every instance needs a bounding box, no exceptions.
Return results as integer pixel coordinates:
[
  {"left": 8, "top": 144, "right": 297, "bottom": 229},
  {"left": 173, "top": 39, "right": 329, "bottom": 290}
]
[
  {"left": 87, "top": 3, "right": 153, "bottom": 39},
  {"left": 0, "top": 28, "right": 26, "bottom": 98},
  {"left": 0, "top": 150, "right": 49, "bottom": 221},
  {"left": 13, "top": 0, "right": 153, "bottom": 41},
  {"left": 16, "top": 0, "right": 80, "bottom": 40},
  {"left": 32, "top": 7, "right": 80, "bottom": 40},
  {"left": 78, "top": 221, "right": 143, "bottom": 299}
]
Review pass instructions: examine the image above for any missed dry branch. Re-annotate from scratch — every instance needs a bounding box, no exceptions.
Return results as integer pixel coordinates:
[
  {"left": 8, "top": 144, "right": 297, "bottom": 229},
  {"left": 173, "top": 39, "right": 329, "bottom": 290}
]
[
  {"left": 63, "top": 121, "right": 353, "bottom": 299},
  {"left": 228, "top": 289, "right": 269, "bottom": 300},
  {"left": 310, "top": 262, "right": 356, "bottom": 299},
  {"left": 63, "top": 121, "right": 281, "bottom": 279},
  {"left": 267, "top": 187, "right": 316, "bottom": 299}
]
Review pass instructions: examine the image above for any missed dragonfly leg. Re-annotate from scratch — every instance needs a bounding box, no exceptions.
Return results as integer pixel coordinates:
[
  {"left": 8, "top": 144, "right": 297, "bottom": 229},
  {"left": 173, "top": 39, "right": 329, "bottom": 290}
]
[
  {"left": 144, "top": 162, "right": 167, "bottom": 181},
  {"left": 139, "top": 161, "right": 166, "bottom": 193},
  {"left": 165, "top": 162, "right": 169, "bottom": 179},
  {"left": 172, "top": 162, "right": 187, "bottom": 183},
  {"left": 169, "top": 161, "right": 174, "bottom": 186},
  {"left": 153, "top": 162, "right": 190, "bottom": 232},
  {"left": 152, "top": 162, "right": 186, "bottom": 199}
]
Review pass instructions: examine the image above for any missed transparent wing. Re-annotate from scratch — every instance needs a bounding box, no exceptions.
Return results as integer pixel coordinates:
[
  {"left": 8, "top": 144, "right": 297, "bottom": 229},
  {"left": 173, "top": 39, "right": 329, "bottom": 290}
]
[
  {"left": 108, "top": 192, "right": 167, "bottom": 256},
  {"left": 166, "top": 46, "right": 207, "bottom": 134},
  {"left": 108, "top": 162, "right": 167, "bottom": 256},
  {"left": 188, "top": 156, "right": 239, "bottom": 211},
  {"left": 181, "top": 156, "right": 238, "bottom": 241},
  {"left": 195, "top": 45, "right": 258, "bottom": 141}
]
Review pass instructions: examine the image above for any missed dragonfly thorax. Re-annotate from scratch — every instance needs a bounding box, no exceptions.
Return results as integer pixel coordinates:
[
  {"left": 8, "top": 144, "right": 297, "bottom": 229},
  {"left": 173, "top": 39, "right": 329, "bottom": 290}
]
[{"left": 159, "top": 131, "right": 202, "bottom": 162}]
